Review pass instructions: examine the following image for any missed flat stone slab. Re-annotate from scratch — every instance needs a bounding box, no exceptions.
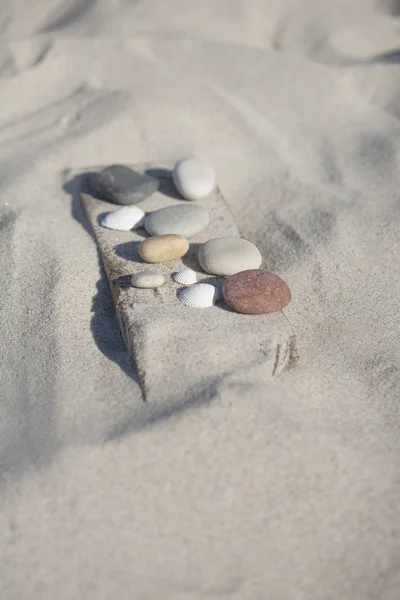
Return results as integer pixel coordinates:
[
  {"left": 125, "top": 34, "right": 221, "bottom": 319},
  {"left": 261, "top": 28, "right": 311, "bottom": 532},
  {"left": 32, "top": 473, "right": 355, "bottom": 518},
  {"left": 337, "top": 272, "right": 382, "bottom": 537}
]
[{"left": 73, "top": 163, "right": 296, "bottom": 404}]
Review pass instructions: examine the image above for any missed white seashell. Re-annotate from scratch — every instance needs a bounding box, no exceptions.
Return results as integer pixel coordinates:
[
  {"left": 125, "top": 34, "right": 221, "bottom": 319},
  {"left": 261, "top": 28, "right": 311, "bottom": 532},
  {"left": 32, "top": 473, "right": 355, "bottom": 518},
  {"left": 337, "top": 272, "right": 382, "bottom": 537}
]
[
  {"left": 178, "top": 283, "right": 219, "bottom": 308},
  {"left": 173, "top": 268, "right": 197, "bottom": 285},
  {"left": 100, "top": 206, "right": 145, "bottom": 231}
]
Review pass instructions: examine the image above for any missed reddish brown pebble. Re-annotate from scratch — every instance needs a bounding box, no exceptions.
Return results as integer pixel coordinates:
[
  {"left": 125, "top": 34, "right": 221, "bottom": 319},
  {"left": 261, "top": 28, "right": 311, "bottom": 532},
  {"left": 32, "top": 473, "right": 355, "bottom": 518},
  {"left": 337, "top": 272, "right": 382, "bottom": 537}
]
[{"left": 222, "top": 269, "right": 291, "bottom": 315}]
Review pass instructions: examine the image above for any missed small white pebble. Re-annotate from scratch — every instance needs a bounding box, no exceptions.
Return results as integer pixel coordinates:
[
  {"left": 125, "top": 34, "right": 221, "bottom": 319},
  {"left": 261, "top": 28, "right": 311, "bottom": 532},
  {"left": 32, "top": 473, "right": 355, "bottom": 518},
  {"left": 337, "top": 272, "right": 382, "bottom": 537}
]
[{"left": 132, "top": 271, "right": 165, "bottom": 289}]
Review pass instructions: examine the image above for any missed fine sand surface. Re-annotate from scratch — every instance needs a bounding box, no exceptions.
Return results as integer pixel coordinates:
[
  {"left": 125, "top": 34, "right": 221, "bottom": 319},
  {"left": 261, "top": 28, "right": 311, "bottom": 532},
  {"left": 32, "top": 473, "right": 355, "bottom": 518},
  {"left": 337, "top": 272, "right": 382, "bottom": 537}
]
[{"left": 1, "top": 1, "right": 400, "bottom": 599}]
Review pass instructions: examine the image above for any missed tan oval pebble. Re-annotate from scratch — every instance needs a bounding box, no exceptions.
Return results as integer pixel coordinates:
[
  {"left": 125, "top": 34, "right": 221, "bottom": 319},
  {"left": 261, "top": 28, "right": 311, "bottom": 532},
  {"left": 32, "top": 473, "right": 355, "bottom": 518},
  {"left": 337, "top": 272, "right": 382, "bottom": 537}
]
[
  {"left": 139, "top": 234, "right": 189, "bottom": 264},
  {"left": 223, "top": 269, "right": 291, "bottom": 314},
  {"left": 131, "top": 271, "right": 165, "bottom": 288}
]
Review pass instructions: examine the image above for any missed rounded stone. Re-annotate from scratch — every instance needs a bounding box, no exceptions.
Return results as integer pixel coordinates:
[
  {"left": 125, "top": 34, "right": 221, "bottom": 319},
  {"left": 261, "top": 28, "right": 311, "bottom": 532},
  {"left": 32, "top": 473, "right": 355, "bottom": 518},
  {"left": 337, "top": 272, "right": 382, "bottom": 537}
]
[
  {"left": 131, "top": 271, "right": 165, "bottom": 289},
  {"left": 139, "top": 234, "right": 189, "bottom": 263},
  {"left": 198, "top": 237, "right": 262, "bottom": 276},
  {"left": 172, "top": 157, "right": 215, "bottom": 201},
  {"left": 145, "top": 204, "right": 209, "bottom": 238},
  {"left": 223, "top": 270, "right": 291, "bottom": 314},
  {"left": 98, "top": 165, "right": 159, "bottom": 205}
]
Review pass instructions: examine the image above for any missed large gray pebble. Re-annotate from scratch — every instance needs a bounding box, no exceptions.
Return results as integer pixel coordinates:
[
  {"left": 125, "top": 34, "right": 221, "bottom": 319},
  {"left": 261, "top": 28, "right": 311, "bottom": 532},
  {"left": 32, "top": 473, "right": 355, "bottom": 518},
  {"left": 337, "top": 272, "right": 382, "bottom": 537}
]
[
  {"left": 198, "top": 237, "right": 262, "bottom": 276},
  {"left": 145, "top": 204, "right": 209, "bottom": 238},
  {"left": 98, "top": 165, "right": 159, "bottom": 205}
]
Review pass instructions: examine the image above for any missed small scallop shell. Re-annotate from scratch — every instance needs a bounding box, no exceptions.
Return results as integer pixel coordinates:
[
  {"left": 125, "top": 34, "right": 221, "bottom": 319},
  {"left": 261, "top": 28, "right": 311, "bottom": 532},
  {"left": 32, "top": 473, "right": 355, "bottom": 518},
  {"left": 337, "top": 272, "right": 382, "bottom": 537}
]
[
  {"left": 173, "top": 268, "right": 197, "bottom": 285},
  {"left": 178, "top": 283, "right": 219, "bottom": 308},
  {"left": 100, "top": 206, "right": 145, "bottom": 231}
]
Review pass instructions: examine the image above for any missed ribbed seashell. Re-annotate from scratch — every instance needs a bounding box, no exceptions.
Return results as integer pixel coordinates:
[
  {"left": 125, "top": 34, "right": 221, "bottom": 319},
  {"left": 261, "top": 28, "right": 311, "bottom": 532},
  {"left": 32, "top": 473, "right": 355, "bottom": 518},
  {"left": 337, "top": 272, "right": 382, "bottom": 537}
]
[
  {"left": 173, "top": 268, "right": 197, "bottom": 285},
  {"left": 100, "top": 206, "right": 145, "bottom": 231},
  {"left": 178, "top": 283, "right": 219, "bottom": 308}
]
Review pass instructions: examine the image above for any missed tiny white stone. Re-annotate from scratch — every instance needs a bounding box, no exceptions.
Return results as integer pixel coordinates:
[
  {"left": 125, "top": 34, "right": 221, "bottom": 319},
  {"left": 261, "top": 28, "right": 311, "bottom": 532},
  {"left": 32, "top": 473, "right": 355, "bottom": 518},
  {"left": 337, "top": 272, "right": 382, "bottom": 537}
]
[
  {"left": 101, "top": 206, "right": 145, "bottom": 231},
  {"left": 172, "top": 157, "right": 215, "bottom": 201},
  {"left": 131, "top": 271, "right": 165, "bottom": 289}
]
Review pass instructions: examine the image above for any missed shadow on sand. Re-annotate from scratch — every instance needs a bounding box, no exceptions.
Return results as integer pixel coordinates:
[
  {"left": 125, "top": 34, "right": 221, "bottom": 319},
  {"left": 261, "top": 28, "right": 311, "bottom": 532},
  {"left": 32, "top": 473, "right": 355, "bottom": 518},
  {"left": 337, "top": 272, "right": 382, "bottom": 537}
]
[{"left": 62, "top": 170, "right": 140, "bottom": 386}]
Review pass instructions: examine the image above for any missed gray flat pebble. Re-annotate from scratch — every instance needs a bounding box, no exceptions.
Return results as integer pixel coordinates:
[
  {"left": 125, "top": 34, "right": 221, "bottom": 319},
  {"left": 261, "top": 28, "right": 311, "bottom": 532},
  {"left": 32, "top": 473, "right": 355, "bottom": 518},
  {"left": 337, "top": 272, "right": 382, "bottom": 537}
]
[
  {"left": 98, "top": 165, "right": 159, "bottom": 205},
  {"left": 131, "top": 271, "right": 165, "bottom": 289},
  {"left": 145, "top": 204, "right": 209, "bottom": 238},
  {"left": 198, "top": 237, "right": 262, "bottom": 276}
]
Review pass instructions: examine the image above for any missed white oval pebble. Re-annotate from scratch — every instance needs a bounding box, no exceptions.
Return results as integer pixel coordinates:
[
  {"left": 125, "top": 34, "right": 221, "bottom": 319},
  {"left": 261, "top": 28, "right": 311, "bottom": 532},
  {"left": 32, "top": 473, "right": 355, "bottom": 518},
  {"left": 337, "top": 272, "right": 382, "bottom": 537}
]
[
  {"left": 173, "top": 268, "right": 197, "bottom": 285},
  {"left": 132, "top": 271, "right": 165, "bottom": 289},
  {"left": 172, "top": 157, "right": 215, "bottom": 201},
  {"left": 178, "top": 283, "right": 218, "bottom": 308},
  {"left": 198, "top": 237, "right": 262, "bottom": 277},
  {"left": 101, "top": 206, "right": 145, "bottom": 231}
]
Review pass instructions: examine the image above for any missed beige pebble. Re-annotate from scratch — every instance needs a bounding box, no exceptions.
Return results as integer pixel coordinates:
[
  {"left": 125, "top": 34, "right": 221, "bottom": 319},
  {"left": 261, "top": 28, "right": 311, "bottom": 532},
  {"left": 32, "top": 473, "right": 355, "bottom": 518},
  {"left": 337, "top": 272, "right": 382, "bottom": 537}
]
[
  {"left": 198, "top": 236, "right": 262, "bottom": 276},
  {"left": 139, "top": 234, "right": 189, "bottom": 263},
  {"left": 131, "top": 271, "right": 165, "bottom": 289}
]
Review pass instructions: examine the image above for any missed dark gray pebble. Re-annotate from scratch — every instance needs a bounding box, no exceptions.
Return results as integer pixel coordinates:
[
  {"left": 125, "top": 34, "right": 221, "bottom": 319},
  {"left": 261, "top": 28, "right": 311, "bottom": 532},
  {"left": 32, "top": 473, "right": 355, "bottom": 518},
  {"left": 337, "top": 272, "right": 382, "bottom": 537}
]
[{"left": 97, "top": 165, "right": 159, "bottom": 205}]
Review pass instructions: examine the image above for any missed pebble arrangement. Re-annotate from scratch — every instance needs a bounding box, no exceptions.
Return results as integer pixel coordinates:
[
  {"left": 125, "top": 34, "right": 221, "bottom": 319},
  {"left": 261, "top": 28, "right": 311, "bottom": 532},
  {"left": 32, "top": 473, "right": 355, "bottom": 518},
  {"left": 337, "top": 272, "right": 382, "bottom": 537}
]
[{"left": 98, "top": 157, "right": 292, "bottom": 314}]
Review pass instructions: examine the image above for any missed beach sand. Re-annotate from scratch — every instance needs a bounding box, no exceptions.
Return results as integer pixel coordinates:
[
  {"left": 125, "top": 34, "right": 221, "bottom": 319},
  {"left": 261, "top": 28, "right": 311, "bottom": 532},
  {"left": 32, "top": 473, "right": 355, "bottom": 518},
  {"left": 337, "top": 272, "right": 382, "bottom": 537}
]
[{"left": 0, "top": 1, "right": 400, "bottom": 598}]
